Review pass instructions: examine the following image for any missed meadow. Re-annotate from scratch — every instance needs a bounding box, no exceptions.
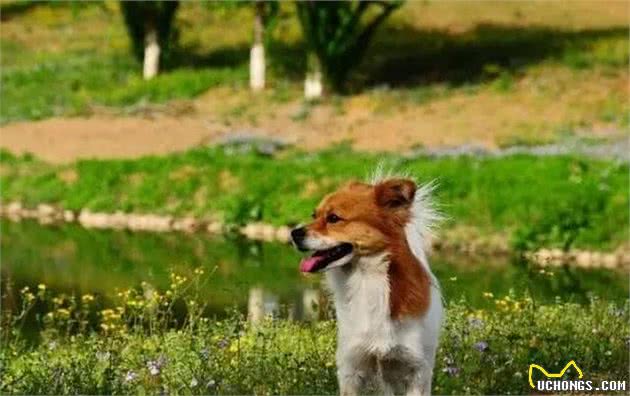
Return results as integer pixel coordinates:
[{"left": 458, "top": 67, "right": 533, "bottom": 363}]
[{"left": 1, "top": 273, "right": 627, "bottom": 395}]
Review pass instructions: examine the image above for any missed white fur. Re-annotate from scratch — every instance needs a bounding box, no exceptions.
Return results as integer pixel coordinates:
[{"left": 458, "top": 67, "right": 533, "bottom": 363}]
[{"left": 323, "top": 181, "right": 444, "bottom": 396}]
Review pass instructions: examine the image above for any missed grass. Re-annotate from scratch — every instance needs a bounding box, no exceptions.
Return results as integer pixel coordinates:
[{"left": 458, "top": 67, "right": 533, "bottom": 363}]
[
  {"left": 1, "top": 146, "right": 628, "bottom": 251},
  {"left": 1, "top": 273, "right": 628, "bottom": 395},
  {"left": 1, "top": 1, "right": 628, "bottom": 143}
]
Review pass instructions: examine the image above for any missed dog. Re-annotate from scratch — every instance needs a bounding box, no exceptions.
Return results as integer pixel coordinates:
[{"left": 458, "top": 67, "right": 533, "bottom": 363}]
[{"left": 291, "top": 172, "right": 443, "bottom": 396}]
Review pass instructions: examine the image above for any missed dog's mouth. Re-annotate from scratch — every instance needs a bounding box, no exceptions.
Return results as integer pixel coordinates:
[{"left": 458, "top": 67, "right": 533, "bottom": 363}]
[{"left": 299, "top": 243, "right": 353, "bottom": 273}]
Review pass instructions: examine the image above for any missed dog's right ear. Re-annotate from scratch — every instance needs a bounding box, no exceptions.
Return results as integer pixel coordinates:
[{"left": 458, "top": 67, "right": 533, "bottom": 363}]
[{"left": 375, "top": 179, "right": 416, "bottom": 209}]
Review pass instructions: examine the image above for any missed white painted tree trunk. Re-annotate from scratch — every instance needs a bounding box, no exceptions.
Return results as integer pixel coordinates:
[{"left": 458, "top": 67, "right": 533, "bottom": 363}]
[
  {"left": 250, "top": 2, "right": 266, "bottom": 91},
  {"left": 304, "top": 52, "right": 323, "bottom": 100},
  {"left": 143, "top": 27, "right": 160, "bottom": 80},
  {"left": 250, "top": 44, "right": 265, "bottom": 91}
]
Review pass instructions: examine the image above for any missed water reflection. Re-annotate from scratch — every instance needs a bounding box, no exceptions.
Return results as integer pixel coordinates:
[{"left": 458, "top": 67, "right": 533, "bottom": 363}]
[{"left": 1, "top": 219, "right": 627, "bottom": 329}]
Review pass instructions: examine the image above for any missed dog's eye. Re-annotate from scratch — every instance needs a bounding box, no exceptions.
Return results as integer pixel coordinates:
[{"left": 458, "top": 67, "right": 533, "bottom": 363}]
[{"left": 326, "top": 213, "right": 341, "bottom": 224}]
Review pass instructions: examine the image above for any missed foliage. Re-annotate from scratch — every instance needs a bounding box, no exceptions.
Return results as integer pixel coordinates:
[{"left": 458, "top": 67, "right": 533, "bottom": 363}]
[
  {"left": 1, "top": 147, "right": 628, "bottom": 251},
  {"left": 119, "top": 1, "right": 180, "bottom": 65},
  {"left": 1, "top": 275, "right": 628, "bottom": 395},
  {"left": 295, "top": 0, "right": 403, "bottom": 92}
]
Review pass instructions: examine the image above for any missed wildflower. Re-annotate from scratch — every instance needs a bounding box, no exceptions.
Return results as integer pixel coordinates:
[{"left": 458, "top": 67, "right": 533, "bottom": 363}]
[
  {"left": 449, "top": 276, "right": 457, "bottom": 281},
  {"left": 443, "top": 366, "right": 460, "bottom": 377},
  {"left": 124, "top": 370, "right": 138, "bottom": 383},
  {"left": 146, "top": 355, "right": 166, "bottom": 376},
  {"left": 608, "top": 306, "right": 624, "bottom": 317},
  {"left": 56, "top": 308, "right": 70, "bottom": 319},
  {"left": 217, "top": 338, "right": 229, "bottom": 349},
  {"left": 81, "top": 294, "right": 94, "bottom": 303},
  {"left": 190, "top": 378, "right": 198, "bottom": 388},
  {"left": 467, "top": 317, "right": 484, "bottom": 329},
  {"left": 206, "top": 379, "right": 217, "bottom": 390},
  {"left": 473, "top": 341, "right": 489, "bottom": 352},
  {"left": 20, "top": 286, "right": 30, "bottom": 294},
  {"left": 483, "top": 292, "right": 494, "bottom": 298},
  {"left": 96, "top": 351, "right": 111, "bottom": 362},
  {"left": 23, "top": 292, "right": 35, "bottom": 303},
  {"left": 48, "top": 341, "right": 57, "bottom": 350},
  {"left": 38, "top": 284, "right": 46, "bottom": 291},
  {"left": 147, "top": 362, "right": 160, "bottom": 376}
]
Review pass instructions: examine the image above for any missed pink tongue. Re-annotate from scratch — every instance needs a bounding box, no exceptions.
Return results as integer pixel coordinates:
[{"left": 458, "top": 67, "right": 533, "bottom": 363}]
[{"left": 300, "top": 256, "right": 324, "bottom": 273}]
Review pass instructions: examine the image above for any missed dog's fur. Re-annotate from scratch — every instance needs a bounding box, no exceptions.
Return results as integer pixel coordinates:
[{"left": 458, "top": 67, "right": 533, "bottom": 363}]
[{"left": 291, "top": 172, "right": 443, "bottom": 396}]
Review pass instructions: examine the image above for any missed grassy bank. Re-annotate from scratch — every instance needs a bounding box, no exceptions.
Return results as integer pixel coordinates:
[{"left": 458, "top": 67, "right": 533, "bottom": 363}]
[
  {"left": 1, "top": 147, "right": 628, "bottom": 251},
  {"left": 1, "top": 274, "right": 628, "bottom": 395}
]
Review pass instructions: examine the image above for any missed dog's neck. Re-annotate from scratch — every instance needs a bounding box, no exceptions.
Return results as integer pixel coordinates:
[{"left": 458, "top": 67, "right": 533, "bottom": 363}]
[{"left": 328, "top": 239, "right": 431, "bottom": 321}]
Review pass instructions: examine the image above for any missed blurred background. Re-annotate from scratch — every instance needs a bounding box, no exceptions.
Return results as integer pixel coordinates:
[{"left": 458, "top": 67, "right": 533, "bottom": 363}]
[{"left": 1, "top": 0, "right": 628, "bottom": 327}]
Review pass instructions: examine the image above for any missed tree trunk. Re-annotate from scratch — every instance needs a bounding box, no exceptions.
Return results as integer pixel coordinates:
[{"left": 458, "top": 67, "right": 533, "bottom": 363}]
[
  {"left": 304, "top": 51, "right": 323, "bottom": 100},
  {"left": 250, "top": 1, "right": 266, "bottom": 91},
  {"left": 143, "top": 25, "right": 160, "bottom": 80}
]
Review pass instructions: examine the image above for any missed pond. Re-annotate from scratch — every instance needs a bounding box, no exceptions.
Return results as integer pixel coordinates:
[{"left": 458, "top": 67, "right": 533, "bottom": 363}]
[{"left": 2, "top": 220, "right": 628, "bottom": 330}]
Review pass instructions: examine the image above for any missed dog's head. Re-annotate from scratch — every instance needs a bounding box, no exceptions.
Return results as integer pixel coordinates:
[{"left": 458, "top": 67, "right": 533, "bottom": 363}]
[{"left": 291, "top": 178, "right": 417, "bottom": 272}]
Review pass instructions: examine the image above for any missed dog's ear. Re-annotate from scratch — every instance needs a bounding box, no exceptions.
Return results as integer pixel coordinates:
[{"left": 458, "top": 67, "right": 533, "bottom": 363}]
[{"left": 375, "top": 178, "right": 416, "bottom": 208}]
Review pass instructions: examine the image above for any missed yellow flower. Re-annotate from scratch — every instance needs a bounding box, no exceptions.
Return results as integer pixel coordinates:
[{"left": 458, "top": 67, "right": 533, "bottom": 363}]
[
  {"left": 483, "top": 292, "right": 494, "bottom": 298},
  {"left": 81, "top": 294, "right": 94, "bottom": 303},
  {"left": 56, "top": 308, "right": 70, "bottom": 319},
  {"left": 38, "top": 284, "right": 46, "bottom": 291}
]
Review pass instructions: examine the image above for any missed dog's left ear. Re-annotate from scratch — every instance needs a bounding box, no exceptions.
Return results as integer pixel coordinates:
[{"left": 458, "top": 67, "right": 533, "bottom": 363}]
[{"left": 375, "top": 178, "right": 416, "bottom": 208}]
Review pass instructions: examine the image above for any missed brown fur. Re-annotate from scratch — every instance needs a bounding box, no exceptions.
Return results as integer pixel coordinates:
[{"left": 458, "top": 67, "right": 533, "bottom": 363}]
[{"left": 305, "top": 179, "right": 431, "bottom": 320}]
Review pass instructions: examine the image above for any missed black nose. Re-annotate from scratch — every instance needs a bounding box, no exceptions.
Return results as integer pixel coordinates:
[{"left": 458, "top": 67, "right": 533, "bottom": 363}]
[{"left": 291, "top": 227, "right": 307, "bottom": 249}]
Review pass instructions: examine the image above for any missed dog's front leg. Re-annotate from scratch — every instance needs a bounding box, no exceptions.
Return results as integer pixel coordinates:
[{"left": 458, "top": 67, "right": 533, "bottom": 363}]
[
  {"left": 336, "top": 349, "right": 373, "bottom": 396},
  {"left": 405, "top": 364, "right": 433, "bottom": 396},
  {"left": 337, "top": 361, "right": 365, "bottom": 396}
]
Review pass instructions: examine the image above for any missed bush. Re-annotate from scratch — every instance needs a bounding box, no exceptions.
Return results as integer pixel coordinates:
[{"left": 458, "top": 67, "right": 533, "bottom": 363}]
[{"left": 1, "top": 274, "right": 628, "bottom": 395}]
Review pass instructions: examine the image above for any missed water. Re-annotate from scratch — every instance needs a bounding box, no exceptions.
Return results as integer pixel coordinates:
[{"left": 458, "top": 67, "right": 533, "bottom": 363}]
[{"left": 2, "top": 220, "right": 627, "bottom": 328}]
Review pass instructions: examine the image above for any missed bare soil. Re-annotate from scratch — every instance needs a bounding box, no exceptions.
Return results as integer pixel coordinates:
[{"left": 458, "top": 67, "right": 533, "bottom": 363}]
[{"left": 1, "top": 67, "right": 625, "bottom": 163}]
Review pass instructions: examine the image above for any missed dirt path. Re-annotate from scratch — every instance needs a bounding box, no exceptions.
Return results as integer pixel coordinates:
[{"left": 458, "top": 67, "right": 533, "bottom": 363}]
[{"left": 1, "top": 72, "right": 624, "bottom": 163}]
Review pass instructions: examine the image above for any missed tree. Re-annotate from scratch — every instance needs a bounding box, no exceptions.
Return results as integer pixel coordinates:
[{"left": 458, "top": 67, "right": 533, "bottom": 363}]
[
  {"left": 250, "top": 1, "right": 278, "bottom": 92},
  {"left": 120, "top": 1, "right": 179, "bottom": 80},
  {"left": 296, "top": 0, "right": 402, "bottom": 98}
]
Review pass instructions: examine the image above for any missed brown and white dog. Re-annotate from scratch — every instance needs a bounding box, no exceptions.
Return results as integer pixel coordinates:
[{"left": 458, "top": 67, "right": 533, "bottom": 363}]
[{"left": 291, "top": 172, "right": 443, "bottom": 396}]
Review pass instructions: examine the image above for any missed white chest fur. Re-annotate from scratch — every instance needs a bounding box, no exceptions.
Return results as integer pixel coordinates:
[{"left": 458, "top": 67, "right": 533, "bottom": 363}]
[
  {"left": 326, "top": 253, "right": 395, "bottom": 356},
  {"left": 325, "top": 253, "right": 443, "bottom": 395}
]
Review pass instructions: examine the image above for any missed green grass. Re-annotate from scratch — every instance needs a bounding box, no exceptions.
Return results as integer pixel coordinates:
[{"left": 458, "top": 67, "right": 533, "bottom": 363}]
[
  {"left": 1, "top": 147, "right": 628, "bottom": 251},
  {"left": 0, "top": 50, "right": 247, "bottom": 123},
  {"left": 1, "top": 275, "right": 628, "bottom": 395}
]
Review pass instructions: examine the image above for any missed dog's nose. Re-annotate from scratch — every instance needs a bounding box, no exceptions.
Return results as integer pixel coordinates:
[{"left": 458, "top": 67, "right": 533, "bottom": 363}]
[{"left": 291, "top": 227, "right": 306, "bottom": 243}]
